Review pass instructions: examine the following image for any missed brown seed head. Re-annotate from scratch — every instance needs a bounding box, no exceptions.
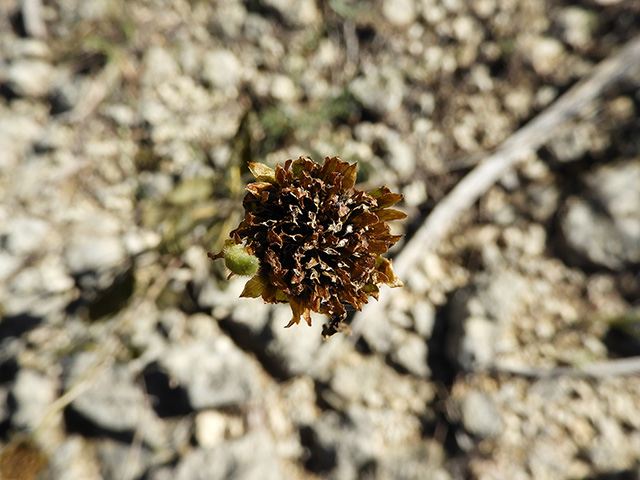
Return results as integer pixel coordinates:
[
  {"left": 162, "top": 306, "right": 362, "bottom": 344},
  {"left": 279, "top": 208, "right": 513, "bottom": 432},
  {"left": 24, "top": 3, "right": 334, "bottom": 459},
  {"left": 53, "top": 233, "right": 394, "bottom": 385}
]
[{"left": 210, "top": 156, "right": 406, "bottom": 336}]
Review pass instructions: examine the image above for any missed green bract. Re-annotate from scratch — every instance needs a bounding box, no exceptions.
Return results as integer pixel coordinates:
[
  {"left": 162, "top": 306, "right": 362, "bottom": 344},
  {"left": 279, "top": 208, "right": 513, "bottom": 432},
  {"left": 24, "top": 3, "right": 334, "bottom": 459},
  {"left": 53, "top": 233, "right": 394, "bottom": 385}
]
[{"left": 224, "top": 244, "right": 260, "bottom": 276}]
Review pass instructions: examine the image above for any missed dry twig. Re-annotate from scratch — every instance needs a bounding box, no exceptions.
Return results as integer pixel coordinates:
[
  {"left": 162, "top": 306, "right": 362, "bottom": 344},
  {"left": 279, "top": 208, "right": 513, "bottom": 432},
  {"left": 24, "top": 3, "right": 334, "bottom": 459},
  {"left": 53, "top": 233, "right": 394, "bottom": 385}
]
[{"left": 488, "top": 356, "right": 640, "bottom": 378}]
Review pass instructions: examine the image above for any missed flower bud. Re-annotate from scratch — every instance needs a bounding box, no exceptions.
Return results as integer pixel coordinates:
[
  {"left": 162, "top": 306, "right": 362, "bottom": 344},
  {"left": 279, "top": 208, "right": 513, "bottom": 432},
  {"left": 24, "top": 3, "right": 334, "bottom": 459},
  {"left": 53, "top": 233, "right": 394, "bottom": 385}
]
[{"left": 224, "top": 244, "right": 259, "bottom": 276}]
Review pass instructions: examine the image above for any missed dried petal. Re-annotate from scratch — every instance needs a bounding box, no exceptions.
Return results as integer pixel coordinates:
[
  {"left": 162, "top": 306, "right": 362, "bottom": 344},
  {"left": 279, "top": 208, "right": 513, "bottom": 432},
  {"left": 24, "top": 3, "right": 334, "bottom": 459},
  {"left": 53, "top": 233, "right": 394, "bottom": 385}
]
[
  {"left": 376, "top": 194, "right": 404, "bottom": 209},
  {"left": 342, "top": 162, "right": 358, "bottom": 191},
  {"left": 246, "top": 181, "right": 274, "bottom": 197},
  {"left": 374, "top": 209, "right": 408, "bottom": 222},
  {"left": 368, "top": 186, "right": 404, "bottom": 209},
  {"left": 286, "top": 298, "right": 313, "bottom": 327}
]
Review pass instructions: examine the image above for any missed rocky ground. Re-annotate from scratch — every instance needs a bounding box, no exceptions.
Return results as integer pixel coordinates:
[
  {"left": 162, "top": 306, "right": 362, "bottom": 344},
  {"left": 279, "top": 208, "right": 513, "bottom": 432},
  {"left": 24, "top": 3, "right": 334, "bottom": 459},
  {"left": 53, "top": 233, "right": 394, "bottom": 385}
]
[{"left": 1, "top": 0, "right": 640, "bottom": 479}]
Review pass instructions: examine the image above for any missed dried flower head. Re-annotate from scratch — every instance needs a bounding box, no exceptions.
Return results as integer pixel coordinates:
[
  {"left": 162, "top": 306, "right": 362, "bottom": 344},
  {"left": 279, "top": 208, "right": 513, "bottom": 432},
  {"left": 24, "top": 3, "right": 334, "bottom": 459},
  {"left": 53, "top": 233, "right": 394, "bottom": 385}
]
[{"left": 209, "top": 156, "right": 406, "bottom": 336}]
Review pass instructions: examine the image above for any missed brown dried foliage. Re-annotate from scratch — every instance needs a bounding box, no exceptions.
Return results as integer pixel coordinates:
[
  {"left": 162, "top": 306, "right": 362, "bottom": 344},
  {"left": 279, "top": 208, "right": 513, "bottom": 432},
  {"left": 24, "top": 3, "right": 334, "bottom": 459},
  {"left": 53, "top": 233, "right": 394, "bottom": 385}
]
[{"left": 210, "top": 156, "right": 406, "bottom": 336}]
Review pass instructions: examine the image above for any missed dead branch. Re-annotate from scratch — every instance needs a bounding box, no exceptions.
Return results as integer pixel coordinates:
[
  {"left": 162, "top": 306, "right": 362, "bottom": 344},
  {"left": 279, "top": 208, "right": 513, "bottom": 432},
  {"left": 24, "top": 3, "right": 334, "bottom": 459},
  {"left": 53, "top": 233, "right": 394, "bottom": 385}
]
[{"left": 488, "top": 356, "right": 640, "bottom": 379}]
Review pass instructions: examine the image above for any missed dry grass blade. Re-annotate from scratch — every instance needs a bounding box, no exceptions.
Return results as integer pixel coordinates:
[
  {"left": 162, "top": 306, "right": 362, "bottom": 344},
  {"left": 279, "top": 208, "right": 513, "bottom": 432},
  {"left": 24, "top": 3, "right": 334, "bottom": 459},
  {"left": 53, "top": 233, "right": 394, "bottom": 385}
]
[
  {"left": 351, "top": 34, "right": 640, "bottom": 337},
  {"left": 488, "top": 356, "right": 640, "bottom": 378}
]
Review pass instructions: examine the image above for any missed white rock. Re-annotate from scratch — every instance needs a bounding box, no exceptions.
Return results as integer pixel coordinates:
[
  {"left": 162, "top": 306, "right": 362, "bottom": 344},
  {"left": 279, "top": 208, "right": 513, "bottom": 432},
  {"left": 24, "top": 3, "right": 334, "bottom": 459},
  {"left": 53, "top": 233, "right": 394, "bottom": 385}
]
[
  {"left": 64, "top": 233, "right": 126, "bottom": 275},
  {"left": 350, "top": 66, "right": 404, "bottom": 115},
  {"left": 161, "top": 336, "right": 259, "bottom": 410},
  {"left": 557, "top": 7, "right": 596, "bottom": 50},
  {"left": 263, "top": 0, "right": 320, "bottom": 26},
  {"left": 441, "top": 0, "right": 463, "bottom": 12},
  {"left": 522, "top": 36, "right": 566, "bottom": 76},
  {"left": 420, "top": 0, "right": 446, "bottom": 24},
  {"left": 390, "top": 332, "right": 431, "bottom": 378},
  {"left": 313, "top": 38, "right": 339, "bottom": 69},
  {"left": 7, "top": 59, "right": 53, "bottom": 97},
  {"left": 123, "top": 229, "right": 160, "bottom": 256},
  {"left": 78, "top": 0, "right": 112, "bottom": 20},
  {"left": 460, "top": 391, "right": 503, "bottom": 438},
  {"left": 471, "top": 0, "right": 497, "bottom": 18},
  {"left": 452, "top": 16, "right": 482, "bottom": 43},
  {"left": 212, "top": 1, "right": 247, "bottom": 37},
  {"left": 402, "top": 179, "right": 428, "bottom": 207},
  {"left": 141, "top": 99, "right": 171, "bottom": 126},
  {"left": 8, "top": 267, "right": 43, "bottom": 296},
  {"left": 40, "top": 257, "right": 75, "bottom": 293},
  {"left": 201, "top": 49, "right": 242, "bottom": 90},
  {"left": 410, "top": 299, "right": 436, "bottom": 338},
  {"left": 4, "top": 217, "right": 51, "bottom": 256},
  {"left": 11, "top": 369, "right": 58, "bottom": 430},
  {"left": 94, "top": 438, "right": 152, "bottom": 480},
  {"left": 66, "top": 353, "right": 146, "bottom": 431},
  {"left": 383, "top": 0, "right": 418, "bottom": 26},
  {"left": 458, "top": 316, "right": 497, "bottom": 368},
  {"left": 103, "top": 104, "right": 136, "bottom": 127},
  {"left": 0, "top": 253, "right": 22, "bottom": 284},
  {"left": 9, "top": 39, "right": 51, "bottom": 60},
  {"left": 589, "top": 417, "right": 634, "bottom": 471},
  {"left": 48, "top": 436, "right": 103, "bottom": 480},
  {"left": 268, "top": 305, "right": 324, "bottom": 375},
  {"left": 0, "top": 113, "right": 43, "bottom": 171},
  {"left": 143, "top": 47, "right": 180, "bottom": 86},
  {"left": 385, "top": 129, "right": 415, "bottom": 177},
  {"left": 194, "top": 410, "right": 228, "bottom": 448},
  {"left": 270, "top": 74, "right": 298, "bottom": 102},
  {"left": 561, "top": 160, "right": 640, "bottom": 269},
  {"left": 174, "top": 433, "right": 282, "bottom": 480}
]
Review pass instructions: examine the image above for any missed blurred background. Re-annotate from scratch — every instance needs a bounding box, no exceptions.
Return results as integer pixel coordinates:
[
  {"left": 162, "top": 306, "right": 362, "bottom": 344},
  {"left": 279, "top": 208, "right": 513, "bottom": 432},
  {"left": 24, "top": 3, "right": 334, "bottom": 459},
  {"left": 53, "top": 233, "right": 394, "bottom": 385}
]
[{"left": 1, "top": 0, "right": 640, "bottom": 479}]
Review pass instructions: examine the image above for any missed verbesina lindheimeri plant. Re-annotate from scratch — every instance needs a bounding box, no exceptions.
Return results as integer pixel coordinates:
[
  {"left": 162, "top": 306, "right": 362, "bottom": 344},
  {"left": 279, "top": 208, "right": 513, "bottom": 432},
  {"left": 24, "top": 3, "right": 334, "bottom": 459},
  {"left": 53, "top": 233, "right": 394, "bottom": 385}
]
[{"left": 209, "top": 156, "right": 406, "bottom": 337}]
